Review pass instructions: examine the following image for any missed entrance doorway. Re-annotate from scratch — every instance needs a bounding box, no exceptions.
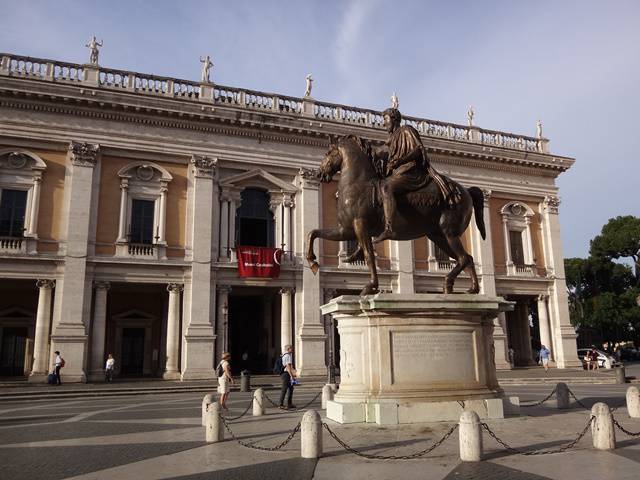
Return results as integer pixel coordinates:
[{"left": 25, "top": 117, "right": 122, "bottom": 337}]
[
  {"left": 228, "top": 293, "right": 276, "bottom": 374},
  {"left": 120, "top": 327, "right": 145, "bottom": 375},
  {"left": 0, "top": 326, "right": 27, "bottom": 376}
]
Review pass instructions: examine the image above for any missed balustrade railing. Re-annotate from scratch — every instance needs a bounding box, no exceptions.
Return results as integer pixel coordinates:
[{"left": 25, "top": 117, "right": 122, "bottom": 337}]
[
  {"left": 0, "top": 51, "right": 549, "bottom": 153},
  {"left": 128, "top": 243, "right": 155, "bottom": 256},
  {"left": 0, "top": 236, "right": 24, "bottom": 251}
]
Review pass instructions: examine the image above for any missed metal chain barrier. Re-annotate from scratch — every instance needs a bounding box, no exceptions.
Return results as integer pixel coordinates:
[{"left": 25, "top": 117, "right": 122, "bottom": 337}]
[
  {"left": 322, "top": 422, "right": 458, "bottom": 460},
  {"left": 219, "top": 414, "right": 301, "bottom": 451},
  {"left": 263, "top": 389, "right": 323, "bottom": 412},
  {"left": 223, "top": 396, "right": 254, "bottom": 421},
  {"left": 520, "top": 386, "right": 557, "bottom": 407},
  {"left": 612, "top": 415, "right": 640, "bottom": 437},
  {"left": 481, "top": 416, "right": 593, "bottom": 455}
]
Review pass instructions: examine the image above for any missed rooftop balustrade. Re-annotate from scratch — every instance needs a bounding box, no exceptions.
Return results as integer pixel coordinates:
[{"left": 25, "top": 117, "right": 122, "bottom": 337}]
[{"left": 0, "top": 52, "right": 549, "bottom": 154}]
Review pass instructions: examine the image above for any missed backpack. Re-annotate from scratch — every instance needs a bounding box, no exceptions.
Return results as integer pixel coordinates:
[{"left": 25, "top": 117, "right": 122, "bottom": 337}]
[
  {"left": 273, "top": 354, "right": 285, "bottom": 375},
  {"left": 60, "top": 358, "right": 65, "bottom": 368},
  {"left": 216, "top": 362, "right": 224, "bottom": 378}
]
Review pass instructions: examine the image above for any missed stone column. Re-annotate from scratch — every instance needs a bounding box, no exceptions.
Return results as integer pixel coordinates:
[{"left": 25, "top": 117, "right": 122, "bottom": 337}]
[
  {"left": 26, "top": 177, "right": 41, "bottom": 237},
  {"left": 88, "top": 281, "right": 110, "bottom": 381},
  {"left": 426, "top": 239, "right": 437, "bottom": 272},
  {"left": 182, "top": 156, "right": 217, "bottom": 380},
  {"left": 519, "top": 302, "right": 534, "bottom": 365},
  {"left": 502, "top": 215, "right": 514, "bottom": 275},
  {"left": 228, "top": 190, "right": 242, "bottom": 262},
  {"left": 164, "top": 283, "right": 183, "bottom": 380},
  {"left": 391, "top": 241, "right": 414, "bottom": 293},
  {"left": 282, "top": 193, "right": 294, "bottom": 254},
  {"left": 524, "top": 217, "right": 534, "bottom": 264},
  {"left": 541, "top": 196, "right": 581, "bottom": 368},
  {"left": 116, "top": 179, "right": 128, "bottom": 242},
  {"left": 323, "top": 288, "right": 337, "bottom": 382},
  {"left": 216, "top": 286, "right": 230, "bottom": 358},
  {"left": 50, "top": 141, "right": 101, "bottom": 382},
  {"left": 294, "top": 169, "right": 327, "bottom": 375},
  {"left": 29, "top": 279, "right": 55, "bottom": 381},
  {"left": 269, "top": 195, "right": 282, "bottom": 250},
  {"left": 537, "top": 294, "right": 553, "bottom": 361},
  {"left": 280, "top": 287, "right": 294, "bottom": 352},
  {"left": 474, "top": 189, "right": 497, "bottom": 296},
  {"left": 219, "top": 194, "right": 229, "bottom": 260},
  {"left": 158, "top": 185, "right": 167, "bottom": 244}
]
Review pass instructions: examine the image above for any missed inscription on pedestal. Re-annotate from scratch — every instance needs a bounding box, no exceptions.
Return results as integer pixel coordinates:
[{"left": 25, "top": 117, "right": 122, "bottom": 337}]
[{"left": 391, "top": 331, "right": 476, "bottom": 384}]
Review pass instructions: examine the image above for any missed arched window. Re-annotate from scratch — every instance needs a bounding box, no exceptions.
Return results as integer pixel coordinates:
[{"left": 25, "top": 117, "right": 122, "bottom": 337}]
[{"left": 236, "top": 188, "right": 274, "bottom": 247}]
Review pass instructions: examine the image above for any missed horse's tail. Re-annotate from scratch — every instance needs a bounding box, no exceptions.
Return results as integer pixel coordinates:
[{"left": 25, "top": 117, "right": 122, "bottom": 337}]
[{"left": 468, "top": 187, "right": 486, "bottom": 240}]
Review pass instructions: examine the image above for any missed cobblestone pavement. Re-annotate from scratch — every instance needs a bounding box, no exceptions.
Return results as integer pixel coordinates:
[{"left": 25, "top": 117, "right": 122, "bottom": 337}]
[{"left": 0, "top": 382, "right": 639, "bottom": 479}]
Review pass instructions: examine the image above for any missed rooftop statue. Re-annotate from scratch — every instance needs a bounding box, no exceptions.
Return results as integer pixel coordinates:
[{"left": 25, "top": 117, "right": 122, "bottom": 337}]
[
  {"left": 85, "top": 36, "right": 103, "bottom": 65},
  {"left": 304, "top": 74, "right": 313, "bottom": 97},
  {"left": 200, "top": 55, "right": 214, "bottom": 83},
  {"left": 391, "top": 92, "right": 399, "bottom": 109},
  {"left": 536, "top": 119, "right": 543, "bottom": 139},
  {"left": 307, "top": 108, "right": 484, "bottom": 295},
  {"left": 467, "top": 105, "right": 475, "bottom": 127}
]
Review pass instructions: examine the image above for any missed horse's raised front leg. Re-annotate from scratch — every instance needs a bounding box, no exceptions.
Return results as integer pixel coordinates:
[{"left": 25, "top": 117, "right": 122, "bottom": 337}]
[
  {"left": 353, "top": 218, "right": 378, "bottom": 295},
  {"left": 306, "top": 228, "right": 354, "bottom": 275}
]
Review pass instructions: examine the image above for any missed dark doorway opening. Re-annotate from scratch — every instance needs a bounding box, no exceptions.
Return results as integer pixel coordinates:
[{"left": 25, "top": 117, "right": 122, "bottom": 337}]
[
  {"left": 121, "top": 327, "right": 145, "bottom": 375},
  {"left": 237, "top": 189, "right": 274, "bottom": 247},
  {"left": 0, "top": 327, "right": 27, "bottom": 376},
  {"left": 229, "top": 295, "right": 270, "bottom": 374}
]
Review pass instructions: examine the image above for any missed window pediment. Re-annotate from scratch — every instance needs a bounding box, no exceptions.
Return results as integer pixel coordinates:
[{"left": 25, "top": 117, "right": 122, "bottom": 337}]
[
  {"left": 220, "top": 168, "right": 296, "bottom": 193},
  {"left": 117, "top": 162, "right": 172, "bottom": 185},
  {"left": 0, "top": 150, "right": 47, "bottom": 174}
]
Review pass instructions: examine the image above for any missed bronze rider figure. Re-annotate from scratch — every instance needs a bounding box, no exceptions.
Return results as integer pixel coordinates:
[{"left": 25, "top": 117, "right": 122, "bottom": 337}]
[{"left": 373, "top": 108, "right": 460, "bottom": 243}]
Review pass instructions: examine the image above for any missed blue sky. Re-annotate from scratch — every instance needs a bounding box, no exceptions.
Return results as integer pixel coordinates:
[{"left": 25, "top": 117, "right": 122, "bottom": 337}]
[{"left": 2, "top": 0, "right": 639, "bottom": 259}]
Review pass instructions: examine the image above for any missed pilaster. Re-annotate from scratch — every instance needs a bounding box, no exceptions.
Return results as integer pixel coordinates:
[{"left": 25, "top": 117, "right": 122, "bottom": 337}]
[
  {"left": 295, "top": 168, "right": 326, "bottom": 376},
  {"left": 50, "top": 141, "right": 100, "bottom": 383},
  {"left": 182, "top": 156, "right": 217, "bottom": 380},
  {"left": 29, "top": 279, "right": 55, "bottom": 381},
  {"left": 541, "top": 196, "right": 580, "bottom": 368}
]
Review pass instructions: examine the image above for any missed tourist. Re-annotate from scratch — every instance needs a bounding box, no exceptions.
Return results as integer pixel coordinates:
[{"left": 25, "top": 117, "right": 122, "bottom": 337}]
[
  {"left": 105, "top": 354, "right": 115, "bottom": 383},
  {"left": 508, "top": 346, "right": 515, "bottom": 367},
  {"left": 53, "top": 350, "right": 64, "bottom": 385},
  {"left": 539, "top": 345, "right": 551, "bottom": 372},
  {"left": 279, "top": 344, "right": 297, "bottom": 410},
  {"left": 590, "top": 347, "right": 600, "bottom": 371},
  {"left": 216, "top": 352, "right": 233, "bottom": 410}
]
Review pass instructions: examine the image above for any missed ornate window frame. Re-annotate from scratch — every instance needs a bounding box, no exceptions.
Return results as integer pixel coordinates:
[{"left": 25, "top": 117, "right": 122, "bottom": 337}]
[
  {"left": 0, "top": 150, "right": 47, "bottom": 254},
  {"left": 115, "top": 161, "right": 172, "bottom": 259},
  {"left": 500, "top": 201, "right": 535, "bottom": 276}
]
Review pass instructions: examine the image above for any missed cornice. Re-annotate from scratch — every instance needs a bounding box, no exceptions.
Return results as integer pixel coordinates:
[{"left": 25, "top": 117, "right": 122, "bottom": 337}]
[{"left": 0, "top": 84, "right": 573, "bottom": 177}]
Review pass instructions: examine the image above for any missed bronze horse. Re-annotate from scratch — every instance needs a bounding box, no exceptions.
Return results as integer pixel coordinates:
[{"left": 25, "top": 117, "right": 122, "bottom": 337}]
[{"left": 306, "top": 135, "right": 486, "bottom": 295}]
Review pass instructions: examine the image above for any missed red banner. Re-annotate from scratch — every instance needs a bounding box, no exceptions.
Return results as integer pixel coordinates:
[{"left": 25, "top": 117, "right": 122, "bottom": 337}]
[{"left": 237, "top": 246, "right": 282, "bottom": 278}]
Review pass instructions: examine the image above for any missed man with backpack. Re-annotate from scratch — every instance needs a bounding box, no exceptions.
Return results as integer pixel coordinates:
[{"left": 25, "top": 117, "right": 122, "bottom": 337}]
[
  {"left": 275, "top": 345, "right": 297, "bottom": 410},
  {"left": 53, "top": 350, "right": 64, "bottom": 385}
]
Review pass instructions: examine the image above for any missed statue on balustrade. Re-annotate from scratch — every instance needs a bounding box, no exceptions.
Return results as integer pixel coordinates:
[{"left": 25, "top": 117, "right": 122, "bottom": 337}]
[
  {"left": 200, "top": 55, "right": 214, "bottom": 83},
  {"left": 85, "top": 36, "right": 103, "bottom": 65},
  {"left": 304, "top": 74, "right": 313, "bottom": 97},
  {"left": 306, "top": 107, "right": 484, "bottom": 296}
]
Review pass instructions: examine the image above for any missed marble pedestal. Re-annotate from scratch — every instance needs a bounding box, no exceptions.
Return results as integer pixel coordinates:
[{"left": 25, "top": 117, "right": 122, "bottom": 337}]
[{"left": 321, "top": 294, "right": 516, "bottom": 425}]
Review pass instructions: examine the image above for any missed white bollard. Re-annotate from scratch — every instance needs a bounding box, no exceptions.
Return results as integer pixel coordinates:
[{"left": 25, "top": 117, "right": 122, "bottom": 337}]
[
  {"left": 322, "top": 384, "right": 334, "bottom": 409},
  {"left": 253, "top": 388, "right": 265, "bottom": 416},
  {"left": 459, "top": 410, "right": 482, "bottom": 461},
  {"left": 205, "top": 401, "right": 224, "bottom": 443},
  {"left": 626, "top": 386, "right": 640, "bottom": 418},
  {"left": 590, "top": 402, "right": 616, "bottom": 450},
  {"left": 202, "top": 393, "right": 214, "bottom": 427},
  {"left": 556, "top": 382, "right": 570, "bottom": 409},
  {"left": 301, "top": 410, "right": 322, "bottom": 458}
]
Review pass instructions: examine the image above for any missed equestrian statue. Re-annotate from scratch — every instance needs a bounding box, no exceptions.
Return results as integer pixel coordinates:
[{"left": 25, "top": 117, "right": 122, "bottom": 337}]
[{"left": 306, "top": 107, "right": 486, "bottom": 296}]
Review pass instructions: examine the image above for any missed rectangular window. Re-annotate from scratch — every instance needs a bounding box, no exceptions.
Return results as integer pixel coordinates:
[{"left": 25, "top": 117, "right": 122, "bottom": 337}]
[
  {"left": 509, "top": 230, "right": 525, "bottom": 265},
  {"left": 130, "top": 199, "right": 155, "bottom": 244},
  {"left": 0, "top": 189, "right": 28, "bottom": 237}
]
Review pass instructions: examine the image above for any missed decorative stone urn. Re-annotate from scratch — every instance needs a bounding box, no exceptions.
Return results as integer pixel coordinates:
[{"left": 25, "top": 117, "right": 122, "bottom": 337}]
[{"left": 321, "top": 294, "right": 516, "bottom": 425}]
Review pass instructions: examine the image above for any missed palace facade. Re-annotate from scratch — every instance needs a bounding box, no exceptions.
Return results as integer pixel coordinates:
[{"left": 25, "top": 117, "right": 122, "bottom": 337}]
[{"left": 0, "top": 52, "right": 581, "bottom": 382}]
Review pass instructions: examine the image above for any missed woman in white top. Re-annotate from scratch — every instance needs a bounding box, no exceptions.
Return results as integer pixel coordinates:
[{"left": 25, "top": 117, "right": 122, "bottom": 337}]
[
  {"left": 217, "top": 352, "right": 233, "bottom": 410},
  {"left": 105, "top": 354, "right": 115, "bottom": 383}
]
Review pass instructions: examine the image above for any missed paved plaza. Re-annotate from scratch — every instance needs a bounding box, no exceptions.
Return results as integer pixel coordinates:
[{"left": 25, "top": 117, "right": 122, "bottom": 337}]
[{"left": 1, "top": 368, "right": 639, "bottom": 480}]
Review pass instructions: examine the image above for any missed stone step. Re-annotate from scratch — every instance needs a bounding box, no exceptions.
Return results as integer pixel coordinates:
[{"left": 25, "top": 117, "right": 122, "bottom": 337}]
[{"left": 498, "top": 377, "right": 617, "bottom": 385}]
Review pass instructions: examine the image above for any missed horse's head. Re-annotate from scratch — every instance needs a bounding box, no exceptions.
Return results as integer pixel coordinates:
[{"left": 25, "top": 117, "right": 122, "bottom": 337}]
[{"left": 319, "top": 135, "right": 343, "bottom": 183}]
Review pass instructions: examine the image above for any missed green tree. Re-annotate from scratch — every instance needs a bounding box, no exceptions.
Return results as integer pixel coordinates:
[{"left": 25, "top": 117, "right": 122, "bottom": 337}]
[{"left": 590, "top": 215, "right": 640, "bottom": 282}]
